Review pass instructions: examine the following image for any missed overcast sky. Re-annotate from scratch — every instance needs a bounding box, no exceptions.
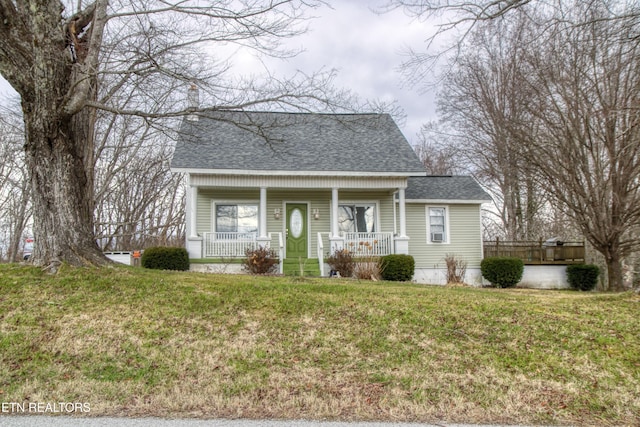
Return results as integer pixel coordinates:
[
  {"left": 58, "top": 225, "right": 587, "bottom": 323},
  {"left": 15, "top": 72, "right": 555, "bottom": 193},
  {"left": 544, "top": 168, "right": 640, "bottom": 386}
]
[
  {"left": 0, "top": 1, "right": 437, "bottom": 145},
  {"left": 231, "top": 0, "right": 438, "bottom": 144}
]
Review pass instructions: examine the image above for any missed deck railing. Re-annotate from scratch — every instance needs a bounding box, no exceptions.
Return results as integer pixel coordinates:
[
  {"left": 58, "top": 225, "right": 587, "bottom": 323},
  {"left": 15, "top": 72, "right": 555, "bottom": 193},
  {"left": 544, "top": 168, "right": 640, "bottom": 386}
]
[{"left": 483, "top": 240, "right": 585, "bottom": 265}]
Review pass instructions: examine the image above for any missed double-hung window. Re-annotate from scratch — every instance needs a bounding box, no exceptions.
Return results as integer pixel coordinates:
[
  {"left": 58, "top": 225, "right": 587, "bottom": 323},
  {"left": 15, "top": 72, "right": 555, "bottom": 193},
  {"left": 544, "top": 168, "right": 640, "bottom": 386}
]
[
  {"left": 428, "top": 207, "right": 447, "bottom": 243},
  {"left": 215, "top": 204, "right": 258, "bottom": 234},
  {"left": 338, "top": 204, "right": 376, "bottom": 233}
]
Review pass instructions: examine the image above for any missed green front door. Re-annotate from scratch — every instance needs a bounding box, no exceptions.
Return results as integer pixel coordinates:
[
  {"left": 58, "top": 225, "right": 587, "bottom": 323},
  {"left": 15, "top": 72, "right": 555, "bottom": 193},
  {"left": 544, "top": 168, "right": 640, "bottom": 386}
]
[{"left": 286, "top": 203, "right": 307, "bottom": 259}]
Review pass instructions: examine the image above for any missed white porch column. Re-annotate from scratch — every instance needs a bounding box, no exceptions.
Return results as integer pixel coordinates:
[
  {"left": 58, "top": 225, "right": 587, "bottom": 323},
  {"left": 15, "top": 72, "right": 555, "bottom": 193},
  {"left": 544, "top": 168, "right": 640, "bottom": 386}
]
[
  {"left": 189, "top": 184, "right": 198, "bottom": 238},
  {"left": 259, "top": 187, "right": 268, "bottom": 239},
  {"left": 395, "top": 187, "right": 409, "bottom": 255},
  {"left": 398, "top": 188, "right": 407, "bottom": 238},
  {"left": 186, "top": 179, "right": 203, "bottom": 259},
  {"left": 257, "top": 187, "right": 271, "bottom": 248},
  {"left": 331, "top": 188, "right": 339, "bottom": 238},
  {"left": 330, "top": 187, "right": 344, "bottom": 251}
]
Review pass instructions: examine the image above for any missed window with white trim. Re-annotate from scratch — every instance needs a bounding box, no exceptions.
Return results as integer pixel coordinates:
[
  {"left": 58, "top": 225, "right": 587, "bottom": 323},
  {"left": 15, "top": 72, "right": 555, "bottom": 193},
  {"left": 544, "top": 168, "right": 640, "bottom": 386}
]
[
  {"left": 428, "top": 207, "right": 447, "bottom": 243},
  {"left": 215, "top": 204, "right": 258, "bottom": 234},
  {"left": 338, "top": 204, "right": 376, "bottom": 233}
]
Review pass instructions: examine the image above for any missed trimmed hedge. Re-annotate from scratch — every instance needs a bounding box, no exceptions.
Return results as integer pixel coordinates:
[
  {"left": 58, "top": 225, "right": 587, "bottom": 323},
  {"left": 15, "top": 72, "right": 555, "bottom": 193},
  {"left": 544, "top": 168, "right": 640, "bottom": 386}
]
[
  {"left": 381, "top": 254, "right": 415, "bottom": 282},
  {"left": 141, "top": 247, "right": 190, "bottom": 271},
  {"left": 566, "top": 264, "right": 599, "bottom": 291},
  {"left": 481, "top": 256, "right": 524, "bottom": 288}
]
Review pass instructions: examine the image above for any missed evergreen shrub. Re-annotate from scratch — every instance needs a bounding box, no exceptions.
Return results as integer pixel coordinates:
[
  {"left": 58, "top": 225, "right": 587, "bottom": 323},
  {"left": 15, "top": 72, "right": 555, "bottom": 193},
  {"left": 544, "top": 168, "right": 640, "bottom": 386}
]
[
  {"left": 566, "top": 264, "right": 600, "bottom": 291},
  {"left": 381, "top": 254, "right": 415, "bottom": 281},
  {"left": 141, "top": 247, "right": 190, "bottom": 271},
  {"left": 481, "top": 256, "right": 524, "bottom": 288}
]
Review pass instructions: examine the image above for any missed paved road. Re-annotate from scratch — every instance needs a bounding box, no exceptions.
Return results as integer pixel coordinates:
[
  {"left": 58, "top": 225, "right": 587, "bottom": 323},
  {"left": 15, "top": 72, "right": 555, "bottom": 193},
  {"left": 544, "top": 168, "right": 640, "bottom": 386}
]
[{"left": 0, "top": 416, "right": 544, "bottom": 427}]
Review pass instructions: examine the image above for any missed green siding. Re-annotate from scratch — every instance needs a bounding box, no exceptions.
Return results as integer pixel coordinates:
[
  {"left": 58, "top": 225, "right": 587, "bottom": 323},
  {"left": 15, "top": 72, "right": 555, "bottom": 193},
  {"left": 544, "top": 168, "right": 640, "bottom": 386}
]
[
  {"left": 405, "top": 203, "right": 483, "bottom": 268},
  {"left": 194, "top": 188, "right": 483, "bottom": 266},
  {"left": 336, "top": 190, "right": 396, "bottom": 233},
  {"left": 196, "top": 188, "right": 259, "bottom": 235},
  {"left": 195, "top": 189, "right": 396, "bottom": 260}
]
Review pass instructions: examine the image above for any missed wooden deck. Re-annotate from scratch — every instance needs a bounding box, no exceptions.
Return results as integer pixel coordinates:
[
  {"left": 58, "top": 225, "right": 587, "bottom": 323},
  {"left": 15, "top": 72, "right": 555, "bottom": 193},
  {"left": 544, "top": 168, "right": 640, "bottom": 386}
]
[{"left": 483, "top": 240, "right": 585, "bottom": 265}]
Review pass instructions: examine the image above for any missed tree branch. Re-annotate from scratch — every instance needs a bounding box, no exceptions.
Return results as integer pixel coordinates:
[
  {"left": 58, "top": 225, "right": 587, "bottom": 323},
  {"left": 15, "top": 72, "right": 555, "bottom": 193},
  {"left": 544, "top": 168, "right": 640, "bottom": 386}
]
[{"left": 0, "top": 0, "right": 34, "bottom": 95}]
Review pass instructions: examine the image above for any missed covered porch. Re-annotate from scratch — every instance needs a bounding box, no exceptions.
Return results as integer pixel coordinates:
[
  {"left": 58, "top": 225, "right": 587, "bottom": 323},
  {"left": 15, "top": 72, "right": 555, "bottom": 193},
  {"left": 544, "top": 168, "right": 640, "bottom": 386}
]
[{"left": 184, "top": 174, "right": 412, "bottom": 276}]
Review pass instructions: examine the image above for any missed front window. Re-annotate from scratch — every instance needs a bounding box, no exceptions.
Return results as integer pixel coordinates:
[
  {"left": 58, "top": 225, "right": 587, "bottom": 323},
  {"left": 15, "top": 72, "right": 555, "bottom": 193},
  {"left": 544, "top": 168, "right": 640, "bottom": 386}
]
[
  {"left": 216, "top": 204, "right": 258, "bottom": 234},
  {"left": 338, "top": 204, "right": 376, "bottom": 233},
  {"left": 428, "top": 207, "right": 447, "bottom": 243}
]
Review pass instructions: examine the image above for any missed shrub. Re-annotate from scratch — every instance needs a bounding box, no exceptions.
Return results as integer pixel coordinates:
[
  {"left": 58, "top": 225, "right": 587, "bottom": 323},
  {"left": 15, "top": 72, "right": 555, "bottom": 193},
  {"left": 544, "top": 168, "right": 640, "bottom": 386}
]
[
  {"left": 327, "top": 249, "right": 354, "bottom": 278},
  {"left": 566, "top": 264, "right": 600, "bottom": 291},
  {"left": 141, "top": 247, "right": 190, "bottom": 271},
  {"left": 381, "top": 254, "right": 415, "bottom": 282},
  {"left": 243, "top": 246, "right": 279, "bottom": 275},
  {"left": 353, "top": 258, "right": 382, "bottom": 280},
  {"left": 350, "top": 241, "right": 383, "bottom": 280},
  {"left": 444, "top": 253, "right": 467, "bottom": 285},
  {"left": 480, "top": 256, "right": 524, "bottom": 288}
]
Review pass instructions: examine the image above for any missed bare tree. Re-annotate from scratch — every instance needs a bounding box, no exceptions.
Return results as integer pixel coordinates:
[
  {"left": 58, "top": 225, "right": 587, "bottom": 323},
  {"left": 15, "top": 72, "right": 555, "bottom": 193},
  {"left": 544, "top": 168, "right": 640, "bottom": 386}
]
[
  {"left": 382, "top": 0, "right": 639, "bottom": 86},
  {"left": 519, "top": 2, "right": 640, "bottom": 290},
  {"left": 413, "top": 121, "right": 463, "bottom": 175},
  {"left": 0, "top": 103, "right": 32, "bottom": 262},
  {"left": 386, "top": 0, "right": 640, "bottom": 289},
  {"left": 437, "top": 13, "right": 548, "bottom": 240},
  {"left": 0, "top": 0, "right": 331, "bottom": 271},
  {"left": 93, "top": 112, "right": 185, "bottom": 251}
]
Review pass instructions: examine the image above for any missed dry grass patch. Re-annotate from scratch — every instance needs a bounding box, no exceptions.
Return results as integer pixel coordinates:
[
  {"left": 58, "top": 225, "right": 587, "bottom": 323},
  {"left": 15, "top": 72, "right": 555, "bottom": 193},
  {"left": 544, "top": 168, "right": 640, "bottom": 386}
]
[{"left": 0, "top": 264, "right": 639, "bottom": 425}]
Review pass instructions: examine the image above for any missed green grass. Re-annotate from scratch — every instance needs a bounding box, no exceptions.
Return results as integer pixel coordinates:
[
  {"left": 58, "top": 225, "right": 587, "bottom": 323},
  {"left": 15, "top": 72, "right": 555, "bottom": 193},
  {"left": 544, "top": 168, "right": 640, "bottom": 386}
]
[{"left": 0, "top": 263, "right": 638, "bottom": 425}]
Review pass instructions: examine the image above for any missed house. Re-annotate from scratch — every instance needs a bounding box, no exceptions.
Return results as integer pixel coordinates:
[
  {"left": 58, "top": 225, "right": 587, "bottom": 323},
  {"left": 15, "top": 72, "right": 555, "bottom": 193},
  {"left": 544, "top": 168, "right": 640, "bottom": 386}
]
[{"left": 170, "top": 110, "right": 491, "bottom": 284}]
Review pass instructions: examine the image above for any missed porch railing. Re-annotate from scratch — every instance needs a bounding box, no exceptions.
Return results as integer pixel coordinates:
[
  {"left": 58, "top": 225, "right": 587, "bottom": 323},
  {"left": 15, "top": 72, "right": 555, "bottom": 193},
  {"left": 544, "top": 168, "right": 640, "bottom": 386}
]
[
  {"left": 317, "top": 232, "right": 325, "bottom": 277},
  {"left": 202, "top": 232, "right": 283, "bottom": 271},
  {"left": 203, "top": 232, "right": 258, "bottom": 257},
  {"left": 201, "top": 232, "right": 282, "bottom": 272},
  {"left": 275, "top": 232, "right": 284, "bottom": 274},
  {"left": 483, "top": 240, "right": 585, "bottom": 265},
  {"left": 342, "top": 232, "right": 394, "bottom": 257}
]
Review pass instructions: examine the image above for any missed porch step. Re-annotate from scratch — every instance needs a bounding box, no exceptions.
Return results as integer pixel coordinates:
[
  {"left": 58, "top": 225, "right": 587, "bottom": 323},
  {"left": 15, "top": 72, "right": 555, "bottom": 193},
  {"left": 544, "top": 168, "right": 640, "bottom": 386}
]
[{"left": 282, "top": 258, "right": 321, "bottom": 277}]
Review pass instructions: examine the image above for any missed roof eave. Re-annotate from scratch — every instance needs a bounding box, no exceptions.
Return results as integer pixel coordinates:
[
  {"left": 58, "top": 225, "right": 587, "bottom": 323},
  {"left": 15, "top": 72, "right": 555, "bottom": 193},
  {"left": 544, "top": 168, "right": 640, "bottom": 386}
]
[
  {"left": 405, "top": 198, "right": 493, "bottom": 204},
  {"left": 171, "top": 167, "right": 428, "bottom": 177}
]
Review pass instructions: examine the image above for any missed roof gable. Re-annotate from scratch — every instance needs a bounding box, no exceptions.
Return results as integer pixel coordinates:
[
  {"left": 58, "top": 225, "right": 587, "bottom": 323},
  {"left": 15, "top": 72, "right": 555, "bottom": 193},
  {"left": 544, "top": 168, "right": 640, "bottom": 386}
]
[{"left": 171, "top": 111, "right": 426, "bottom": 175}]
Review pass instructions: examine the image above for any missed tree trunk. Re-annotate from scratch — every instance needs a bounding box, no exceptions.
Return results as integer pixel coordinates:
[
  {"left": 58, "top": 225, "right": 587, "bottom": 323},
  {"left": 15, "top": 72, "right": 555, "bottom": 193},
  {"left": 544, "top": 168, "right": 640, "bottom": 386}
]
[
  {"left": 23, "top": 100, "right": 107, "bottom": 270},
  {"left": 605, "top": 251, "right": 625, "bottom": 292},
  {"left": 9, "top": 0, "right": 111, "bottom": 271},
  {"left": 6, "top": 182, "right": 30, "bottom": 263}
]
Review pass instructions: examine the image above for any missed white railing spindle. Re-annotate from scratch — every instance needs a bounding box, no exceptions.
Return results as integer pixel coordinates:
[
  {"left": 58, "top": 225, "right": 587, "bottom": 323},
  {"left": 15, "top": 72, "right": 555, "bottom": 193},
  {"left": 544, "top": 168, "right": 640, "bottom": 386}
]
[{"left": 342, "top": 232, "right": 394, "bottom": 256}]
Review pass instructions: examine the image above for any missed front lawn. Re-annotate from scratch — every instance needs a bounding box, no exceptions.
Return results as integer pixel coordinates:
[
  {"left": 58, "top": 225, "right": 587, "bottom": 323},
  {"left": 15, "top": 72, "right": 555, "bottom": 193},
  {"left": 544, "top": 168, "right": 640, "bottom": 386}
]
[{"left": 0, "top": 264, "right": 638, "bottom": 425}]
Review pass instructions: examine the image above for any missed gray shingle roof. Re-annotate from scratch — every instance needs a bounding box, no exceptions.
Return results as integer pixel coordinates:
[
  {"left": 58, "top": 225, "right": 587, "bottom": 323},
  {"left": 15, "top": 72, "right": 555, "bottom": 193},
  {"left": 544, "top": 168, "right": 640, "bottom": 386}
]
[
  {"left": 171, "top": 111, "right": 426, "bottom": 174},
  {"left": 406, "top": 176, "right": 492, "bottom": 202}
]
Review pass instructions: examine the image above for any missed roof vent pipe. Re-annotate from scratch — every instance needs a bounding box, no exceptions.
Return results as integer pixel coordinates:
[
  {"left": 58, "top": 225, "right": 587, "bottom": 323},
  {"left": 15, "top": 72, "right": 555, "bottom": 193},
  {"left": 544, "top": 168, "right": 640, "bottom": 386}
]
[{"left": 187, "top": 83, "right": 199, "bottom": 121}]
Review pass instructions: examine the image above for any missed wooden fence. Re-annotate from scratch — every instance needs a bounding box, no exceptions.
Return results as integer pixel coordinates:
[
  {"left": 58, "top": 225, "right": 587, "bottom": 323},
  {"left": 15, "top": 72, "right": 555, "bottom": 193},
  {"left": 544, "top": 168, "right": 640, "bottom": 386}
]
[{"left": 483, "top": 240, "right": 585, "bottom": 265}]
